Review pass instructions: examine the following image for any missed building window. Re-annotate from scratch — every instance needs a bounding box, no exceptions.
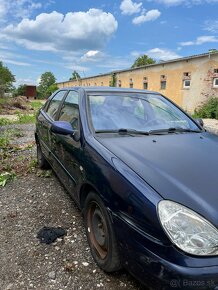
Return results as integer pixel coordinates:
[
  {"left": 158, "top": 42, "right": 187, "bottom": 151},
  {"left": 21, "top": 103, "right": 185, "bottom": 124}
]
[
  {"left": 143, "top": 77, "right": 148, "bottom": 90},
  {"left": 183, "top": 80, "right": 191, "bottom": 88},
  {"left": 160, "top": 81, "right": 166, "bottom": 90},
  {"left": 101, "top": 82, "right": 103, "bottom": 86},
  {"left": 118, "top": 80, "right": 122, "bottom": 87},
  {"left": 183, "top": 72, "right": 189, "bottom": 77},
  {"left": 143, "top": 82, "right": 148, "bottom": 90},
  {"left": 213, "top": 78, "right": 218, "bottom": 88},
  {"left": 129, "top": 78, "right": 133, "bottom": 88},
  {"left": 214, "top": 69, "right": 218, "bottom": 74}
]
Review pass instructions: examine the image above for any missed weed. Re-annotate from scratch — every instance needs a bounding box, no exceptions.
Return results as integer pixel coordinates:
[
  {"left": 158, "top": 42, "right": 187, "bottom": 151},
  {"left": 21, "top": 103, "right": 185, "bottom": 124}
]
[
  {"left": 0, "top": 134, "right": 10, "bottom": 148},
  {"left": 30, "top": 101, "right": 43, "bottom": 110},
  {"left": 17, "top": 114, "right": 36, "bottom": 124},
  {"left": 0, "top": 118, "right": 12, "bottom": 126},
  {"left": 0, "top": 171, "right": 16, "bottom": 186},
  {"left": 193, "top": 97, "right": 218, "bottom": 119},
  {"left": 36, "top": 169, "right": 52, "bottom": 178}
]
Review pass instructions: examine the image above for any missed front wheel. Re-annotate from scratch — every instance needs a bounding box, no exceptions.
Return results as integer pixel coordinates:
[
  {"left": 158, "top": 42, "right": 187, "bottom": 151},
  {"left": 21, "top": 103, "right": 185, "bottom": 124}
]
[
  {"left": 36, "top": 141, "right": 50, "bottom": 169},
  {"left": 84, "top": 192, "right": 121, "bottom": 272}
]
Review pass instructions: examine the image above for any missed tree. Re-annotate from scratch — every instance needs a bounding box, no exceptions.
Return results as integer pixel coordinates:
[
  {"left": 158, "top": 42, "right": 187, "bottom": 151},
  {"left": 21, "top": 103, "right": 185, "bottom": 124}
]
[
  {"left": 0, "top": 61, "right": 15, "bottom": 97},
  {"left": 14, "top": 84, "right": 27, "bottom": 97},
  {"left": 109, "top": 73, "right": 117, "bottom": 87},
  {"left": 131, "top": 54, "right": 156, "bottom": 68},
  {"left": 38, "top": 71, "right": 56, "bottom": 98},
  {"left": 69, "top": 70, "right": 81, "bottom": 81},
  {"left": 45, "top": 84, "right": 59, "bottom": 97}
]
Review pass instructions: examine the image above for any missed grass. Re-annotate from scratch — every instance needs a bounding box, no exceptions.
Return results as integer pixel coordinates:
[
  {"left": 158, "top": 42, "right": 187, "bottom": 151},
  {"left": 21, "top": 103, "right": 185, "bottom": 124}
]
[
  {"left": 17, "top": 114, "right": 36, "bottom": 124},
  {"left": 0, "top": 114, "right": 36, "bottom": 125},
  {"left": 0, "top": 98, "right": 43, "bottom": 126},
  {"left": 0, "top": 128, "right": 24, "bottom": 149},
  {"left": 30, "top": 100, "right": 43, "bottom": 110}
]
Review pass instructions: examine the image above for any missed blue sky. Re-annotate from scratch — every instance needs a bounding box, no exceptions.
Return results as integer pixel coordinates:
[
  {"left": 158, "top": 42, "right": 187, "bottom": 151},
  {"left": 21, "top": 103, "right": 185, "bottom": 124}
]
[{"left": 0, "top": 0, "right": 217, "bottom": 86}]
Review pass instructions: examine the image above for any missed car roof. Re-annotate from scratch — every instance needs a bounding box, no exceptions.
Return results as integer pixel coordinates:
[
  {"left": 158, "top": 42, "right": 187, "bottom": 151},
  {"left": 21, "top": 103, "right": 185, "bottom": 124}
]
[{"left": 60, "top": 86, "right": 159, "bottom": 95}]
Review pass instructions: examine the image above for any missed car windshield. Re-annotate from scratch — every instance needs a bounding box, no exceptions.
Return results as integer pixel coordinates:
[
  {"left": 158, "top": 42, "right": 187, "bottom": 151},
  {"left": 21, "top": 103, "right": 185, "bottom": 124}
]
[{"left": 88, "top": 93, "right": 200, "bottom": 133}]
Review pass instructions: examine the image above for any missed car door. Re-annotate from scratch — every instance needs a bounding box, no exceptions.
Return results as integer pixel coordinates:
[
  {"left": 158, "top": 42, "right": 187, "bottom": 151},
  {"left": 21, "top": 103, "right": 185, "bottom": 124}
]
[
  {"left": 51, "top": 90, "right": 83, "bottom": 200},
  {"left": 37, "top": 90, "right": 67, "bottom": 164}
]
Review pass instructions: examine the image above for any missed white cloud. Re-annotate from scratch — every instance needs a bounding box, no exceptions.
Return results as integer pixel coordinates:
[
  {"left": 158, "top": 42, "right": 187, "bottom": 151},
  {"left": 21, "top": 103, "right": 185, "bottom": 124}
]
[
  {"left": 152, "top": 0, "right": 218, "bottom": 6},
  {"left": 120, "top": 0, "right": 142, "bottom": 15},
  {"left": 204, "top": 20, "right": 218, "bottom": 33},
  {"left": 0, "top": 0, "right": 42, "bottom": 21},
  {"left": 2, "top": 59, "right": 31, "bottom": 66},
  {"left": 81, "top": 50, "right": 104, "bottom": 62},
  {"left": 146, "top": 48, "right": 181, "bottom": 60},
  {"left": 2, "top": 9, "right": 118, "bottom": 52},
  {"left": 132, "top": 9, "right": 161, "bottom": 24},
  {"left": 180, "top": 35, "right": 218, "bottom": 46}
]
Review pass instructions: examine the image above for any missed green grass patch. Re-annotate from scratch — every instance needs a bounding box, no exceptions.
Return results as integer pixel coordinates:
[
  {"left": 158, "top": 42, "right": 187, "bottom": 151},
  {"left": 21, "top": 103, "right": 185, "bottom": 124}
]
[
  {"left": 30, "top": 100, "right": 43, "bottom": 110},
  {"left": 17, "top": 114, "right": 36, "bottom": 124},
  {"left": 0, "top": 118, "right": 12, "bottom": 126}
]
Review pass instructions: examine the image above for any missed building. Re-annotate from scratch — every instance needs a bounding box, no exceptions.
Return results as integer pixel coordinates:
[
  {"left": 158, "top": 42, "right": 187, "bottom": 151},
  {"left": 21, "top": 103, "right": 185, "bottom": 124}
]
[
  {"left": 25, "top": 85, "right": 37, "bottom": 99},
  {"left": 57, "top": 51, "right": 218, "bottom": 113}
]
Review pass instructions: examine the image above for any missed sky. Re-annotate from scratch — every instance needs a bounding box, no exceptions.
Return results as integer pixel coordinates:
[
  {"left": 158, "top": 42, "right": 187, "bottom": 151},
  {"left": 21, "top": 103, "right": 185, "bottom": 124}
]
[{"left": 0, "top": 0, "right": 218, "bottom": 86}]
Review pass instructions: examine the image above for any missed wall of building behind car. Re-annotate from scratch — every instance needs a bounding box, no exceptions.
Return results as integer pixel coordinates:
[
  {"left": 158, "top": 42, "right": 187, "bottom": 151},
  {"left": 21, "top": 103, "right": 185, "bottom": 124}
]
[{"left": 57, "top": 52, "right": 218, "bottom": 113}]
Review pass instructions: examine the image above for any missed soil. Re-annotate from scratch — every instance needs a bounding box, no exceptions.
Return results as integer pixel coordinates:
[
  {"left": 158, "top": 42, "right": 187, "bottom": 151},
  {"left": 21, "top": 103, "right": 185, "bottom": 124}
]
[{"left": 0, "top": 124, "right": 146, "bottom": 290}]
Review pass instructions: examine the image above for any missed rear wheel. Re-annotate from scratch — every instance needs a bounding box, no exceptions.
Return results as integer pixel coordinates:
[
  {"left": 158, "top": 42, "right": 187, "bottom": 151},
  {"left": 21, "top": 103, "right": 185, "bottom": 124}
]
[
  {"left": 84, "top": 192, "right": 121, "bottom": 272},
  {"left": 36, "top": 141, "right": 50, "bottom": 169}
]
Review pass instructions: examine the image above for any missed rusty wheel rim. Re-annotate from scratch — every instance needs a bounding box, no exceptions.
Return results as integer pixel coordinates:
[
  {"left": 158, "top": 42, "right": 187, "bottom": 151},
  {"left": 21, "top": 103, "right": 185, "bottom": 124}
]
[{"left": 87, "top": 201, "right": 108, "bottom": 259}]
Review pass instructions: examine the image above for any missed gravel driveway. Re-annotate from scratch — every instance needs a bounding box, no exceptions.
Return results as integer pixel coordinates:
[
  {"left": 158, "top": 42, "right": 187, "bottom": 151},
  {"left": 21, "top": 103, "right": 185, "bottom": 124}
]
[{"left": 0, "top": 124, "right": 144, "bottom": 290}]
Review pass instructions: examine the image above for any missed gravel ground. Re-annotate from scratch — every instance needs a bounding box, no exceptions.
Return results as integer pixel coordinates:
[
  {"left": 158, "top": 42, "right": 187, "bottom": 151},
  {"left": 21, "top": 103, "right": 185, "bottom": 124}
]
[{"left": 0, "top": 124, "right": 145, "bottom": 290}]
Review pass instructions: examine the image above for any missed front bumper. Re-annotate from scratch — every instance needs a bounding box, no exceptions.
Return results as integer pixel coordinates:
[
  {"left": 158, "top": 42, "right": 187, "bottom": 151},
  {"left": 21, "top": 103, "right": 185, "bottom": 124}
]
[{"left": 113, "top": 215, "right": 218, "bottom": 290}]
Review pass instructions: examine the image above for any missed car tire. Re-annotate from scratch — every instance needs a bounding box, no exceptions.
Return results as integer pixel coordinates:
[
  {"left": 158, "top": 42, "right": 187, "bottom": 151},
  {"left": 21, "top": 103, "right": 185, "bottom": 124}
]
[
  {"left": 36, "top": 141, "right": 50, "bottom": 169},
  {"left": 84, "top": 191, "right": 121, "bottom": 272}
]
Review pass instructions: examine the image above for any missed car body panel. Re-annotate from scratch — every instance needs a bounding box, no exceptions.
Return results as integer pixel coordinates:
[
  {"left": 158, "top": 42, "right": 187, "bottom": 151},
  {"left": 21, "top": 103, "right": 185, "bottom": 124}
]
[{"left": 97, "top": 132, "right": 218, "bottom": 227}]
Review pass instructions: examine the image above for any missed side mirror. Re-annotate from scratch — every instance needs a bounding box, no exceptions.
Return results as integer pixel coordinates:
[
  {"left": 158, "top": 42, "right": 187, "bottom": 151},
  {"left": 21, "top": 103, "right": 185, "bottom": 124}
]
[
  {"left": 51, "top": 121, "right": 80, "bottom": 141},
  {"left": 194, "top": 118, "right": 204, "bottom": 127}
]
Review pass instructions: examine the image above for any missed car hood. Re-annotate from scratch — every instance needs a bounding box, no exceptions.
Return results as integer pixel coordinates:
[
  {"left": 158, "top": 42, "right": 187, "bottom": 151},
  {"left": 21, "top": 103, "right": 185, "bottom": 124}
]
[{"left": 97, "top": 132, "right": 218, "bottom": 226}]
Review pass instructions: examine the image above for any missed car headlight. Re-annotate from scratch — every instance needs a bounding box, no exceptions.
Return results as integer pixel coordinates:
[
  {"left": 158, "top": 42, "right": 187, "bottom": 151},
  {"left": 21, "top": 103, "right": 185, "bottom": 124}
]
[{"left": 158, "top": 200, "right": 218, "bottom": 256}]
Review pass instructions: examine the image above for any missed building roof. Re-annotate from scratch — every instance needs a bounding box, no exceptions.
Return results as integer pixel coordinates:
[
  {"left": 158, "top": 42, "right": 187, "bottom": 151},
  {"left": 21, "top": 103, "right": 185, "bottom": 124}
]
[
  {"left": 58, "top": 51, "right": 218, "bottom": 83},
  {"left": 59, "top": 86, "right": 159, "bottom": 94}
]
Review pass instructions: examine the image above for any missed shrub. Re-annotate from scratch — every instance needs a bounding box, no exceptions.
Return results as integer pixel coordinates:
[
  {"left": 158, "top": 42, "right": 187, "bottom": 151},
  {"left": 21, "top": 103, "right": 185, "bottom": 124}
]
[{"left": 193, "top": 97, "right": 218, "bottom": 119}]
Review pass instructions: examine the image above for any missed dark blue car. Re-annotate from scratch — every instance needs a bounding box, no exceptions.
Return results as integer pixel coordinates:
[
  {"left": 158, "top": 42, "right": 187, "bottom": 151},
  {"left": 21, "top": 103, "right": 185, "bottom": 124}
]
[{"left": 35, "top": 87, "right": 218, "bottom": 289}]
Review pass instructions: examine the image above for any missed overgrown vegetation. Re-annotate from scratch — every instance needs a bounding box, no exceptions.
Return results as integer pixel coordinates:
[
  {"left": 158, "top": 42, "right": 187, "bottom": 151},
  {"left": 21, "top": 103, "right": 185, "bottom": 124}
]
[
  {"left": 193, "top": 97, "right": 218, "bottom": 120},
  {"left": 0, "top": 97, "right": 42, "bottom": 125},
  {"left": 109, "top": 73, "right": 117, "bottom": 87}
]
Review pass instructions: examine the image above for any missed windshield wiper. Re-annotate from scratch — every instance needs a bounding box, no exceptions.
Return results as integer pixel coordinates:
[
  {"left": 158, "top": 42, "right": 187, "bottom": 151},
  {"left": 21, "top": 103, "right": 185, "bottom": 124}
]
[
  {"left": 148, "top": 127, "right": 203, "bottom": 135},
  {"left": 95, "top": 127, "right": 203, "bottom": 136},
  {"left": 95, "top": 128, "right": 149, "bottom": 135}
]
